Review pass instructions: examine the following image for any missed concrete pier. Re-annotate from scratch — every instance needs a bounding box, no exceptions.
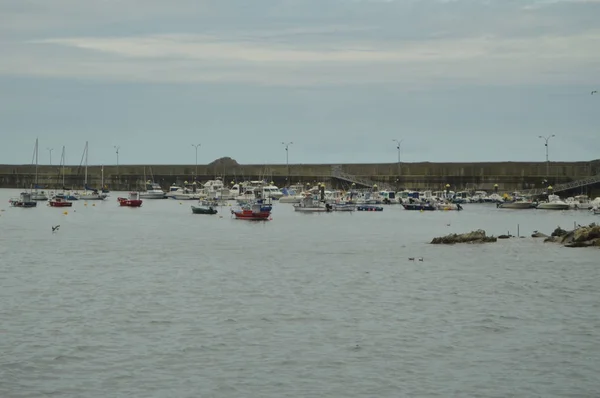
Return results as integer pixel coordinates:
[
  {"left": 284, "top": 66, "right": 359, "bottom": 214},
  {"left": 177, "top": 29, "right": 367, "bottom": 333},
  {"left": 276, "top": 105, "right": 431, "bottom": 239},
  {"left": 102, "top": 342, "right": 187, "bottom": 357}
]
[{"left": 1, "top": 160, "right": 599, "bottom": 195}]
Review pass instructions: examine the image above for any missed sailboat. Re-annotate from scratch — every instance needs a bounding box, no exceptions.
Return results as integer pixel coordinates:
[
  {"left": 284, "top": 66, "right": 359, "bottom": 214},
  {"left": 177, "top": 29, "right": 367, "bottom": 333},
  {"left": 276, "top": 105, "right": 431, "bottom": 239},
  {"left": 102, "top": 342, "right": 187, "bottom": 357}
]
[
  {"left": 30, "top": 138, "right": 48, "bottom": 201},
  {"left": 79, "top": 141, "right": 107, "bottom": 200},
  {"left": 49, "top": 146, "right": 78, "bottom": 201}
]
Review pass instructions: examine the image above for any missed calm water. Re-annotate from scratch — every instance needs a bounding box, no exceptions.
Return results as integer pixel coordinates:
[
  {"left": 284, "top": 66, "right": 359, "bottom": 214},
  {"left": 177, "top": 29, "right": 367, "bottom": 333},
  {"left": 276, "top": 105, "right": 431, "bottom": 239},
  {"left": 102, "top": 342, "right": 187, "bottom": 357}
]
[{"left": 1, "top": 188, "right": 599, "bottom": 398}]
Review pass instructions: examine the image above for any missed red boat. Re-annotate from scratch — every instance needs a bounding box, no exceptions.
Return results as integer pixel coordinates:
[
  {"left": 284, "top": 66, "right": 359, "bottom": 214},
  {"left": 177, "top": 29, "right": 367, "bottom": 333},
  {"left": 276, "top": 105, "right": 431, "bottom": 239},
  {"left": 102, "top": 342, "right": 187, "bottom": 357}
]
[
  {"left": 231, "top": 200, "right": 272, "bottom": 221},
  {"left": 118, "top": 192, "right": 143, "bottom": 207},
  {"left": 48, "top": 195, "right": 73, "bottom": 207}
]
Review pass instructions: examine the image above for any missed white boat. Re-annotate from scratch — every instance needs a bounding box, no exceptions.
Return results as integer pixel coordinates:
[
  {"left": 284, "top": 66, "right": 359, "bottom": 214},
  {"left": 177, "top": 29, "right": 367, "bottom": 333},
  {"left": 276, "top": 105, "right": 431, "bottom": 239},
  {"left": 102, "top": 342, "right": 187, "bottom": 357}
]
[
  {"left": 379, "top": 190, "right": 400, "bottom": 204},
  {"left": 204, "top": 178, "right": 234, "bottom": 200},
  {"left": 333, "top": 203, "right": 356, "bottom": 212},
  {"left": 497, "top": 200, "right": 535, "bottom": 209},
  {"left": 536, "top": 195, "right": 570, "bottom": 210},
  {"left": 166, "top": 183, "right": 201, "bottom": 200},
  {"left": 140, "top": 181, "right": 166, "bottom": 199},
  {"left": 293, "top": 194, "right": 332, "bottom": 212},
  {"left": 435, "top": 202, "right": 463, "bottom": 211},
  {"left": 566, "top": 195, "right": 594, "bottom": 210},
  {"left": 591, "top": 207, "right": 600, "bottom": 215}
]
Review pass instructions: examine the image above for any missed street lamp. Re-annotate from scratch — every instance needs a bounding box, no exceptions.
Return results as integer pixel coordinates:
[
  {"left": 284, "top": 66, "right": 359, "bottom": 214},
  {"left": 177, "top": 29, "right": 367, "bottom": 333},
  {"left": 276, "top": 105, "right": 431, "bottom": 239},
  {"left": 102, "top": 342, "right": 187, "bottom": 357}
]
[
  {"left": 281, "top": 142, "right": 293, "bottom": 183},
  {"left": 47, "top": 147, "right": 54, "bottom": 165},
  {"left": 114, "top": 146, "right": 120, "bottom": 177},
  {"left": 392, "top": 139, "right": 403, "bottom": 176},
  {"left": 191, "top": 144, "right": 201, "bottom": 180},
  {"left": 538, "top": 134, "right": 555, "bottom": 177}
]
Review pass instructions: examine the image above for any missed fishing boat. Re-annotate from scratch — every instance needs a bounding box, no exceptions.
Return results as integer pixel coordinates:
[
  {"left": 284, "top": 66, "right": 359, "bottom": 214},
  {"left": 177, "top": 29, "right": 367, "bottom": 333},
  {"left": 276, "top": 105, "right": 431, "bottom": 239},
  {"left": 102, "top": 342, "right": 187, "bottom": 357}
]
[
  {"left": 357, "top": 205, "right": 383, "bottom": 211},
  {"left": 231, "top": 199, "right": 272, "bottom": 220},
  {"left": 9, "top": 192, "right": 37, "bottom": 208},
  {"left": 118, "top": 192, "right": 143, "bottom": 207},
  {"left": 48, "top": 195, "right": 73, "bottom": 207},
  {"left": 403, "top": 203, "right": 436, "bottom": 211},
  {"left": 191, "top": 201, "right": 218, "bottom": 215}
]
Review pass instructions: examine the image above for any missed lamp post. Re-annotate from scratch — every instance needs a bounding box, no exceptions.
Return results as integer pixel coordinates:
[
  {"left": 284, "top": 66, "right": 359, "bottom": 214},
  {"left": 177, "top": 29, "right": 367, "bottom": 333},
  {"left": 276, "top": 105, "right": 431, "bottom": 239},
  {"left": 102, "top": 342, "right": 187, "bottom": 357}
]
[
  {"left": 114, "top": 146, "right": 120, "bottom": 177},
  {"left": 191, "top": 144, "right": 201, "bottom": 180},
  {"left": 538, "top": 134, "right": 555, "bottom": 177},
  {"left": 281, "top": 142, "right": 293, "bottom": 183},
  {"left": 47, "top": 147, "right": 54, "bottom": 165},
  {"left": 392, "top": 139, "right": 403, "bottom": 176}
]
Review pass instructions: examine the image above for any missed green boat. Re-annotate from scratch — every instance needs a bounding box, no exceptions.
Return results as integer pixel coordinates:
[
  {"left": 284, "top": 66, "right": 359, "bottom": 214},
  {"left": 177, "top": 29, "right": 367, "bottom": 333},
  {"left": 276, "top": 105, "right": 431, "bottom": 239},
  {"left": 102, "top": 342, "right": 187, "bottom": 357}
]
[{"left": 191, "top": 205, "right": 218, "bottom": 215}]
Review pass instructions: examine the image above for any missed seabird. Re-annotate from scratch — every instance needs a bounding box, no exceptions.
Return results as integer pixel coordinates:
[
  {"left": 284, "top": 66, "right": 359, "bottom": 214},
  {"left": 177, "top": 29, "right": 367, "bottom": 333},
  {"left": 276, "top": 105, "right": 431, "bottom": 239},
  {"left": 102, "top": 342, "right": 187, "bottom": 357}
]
[
  {"left": 418, "top": 257, "right": 424, "bottom": 262},
  {"left": 408, "top": 257, "right": 415, "bottom": 261},
  {"left": 52, "top": 225, "right": 60, "bottom": 232},
  {"left": 592, "top": 90, "right": 598, "bottom": 95}
]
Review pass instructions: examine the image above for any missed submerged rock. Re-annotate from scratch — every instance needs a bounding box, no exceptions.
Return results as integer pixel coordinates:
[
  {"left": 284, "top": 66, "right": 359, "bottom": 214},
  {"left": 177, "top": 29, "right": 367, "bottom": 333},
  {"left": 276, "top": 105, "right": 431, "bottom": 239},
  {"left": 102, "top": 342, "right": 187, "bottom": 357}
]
[
  {"left": 431, "top": 229, "right": 497, "bottom": 244},
  {"left": 551, "top": 227, "right": 568, "bottom": 237}
]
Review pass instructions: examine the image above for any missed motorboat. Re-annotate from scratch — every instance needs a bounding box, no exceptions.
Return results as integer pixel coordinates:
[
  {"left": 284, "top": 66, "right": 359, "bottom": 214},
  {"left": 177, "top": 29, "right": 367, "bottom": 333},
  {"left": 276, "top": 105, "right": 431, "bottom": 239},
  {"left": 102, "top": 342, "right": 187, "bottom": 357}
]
[
  {"left": 166, "top": 183, "right": 202, "bottom": 200},
  {"left": 118, "top": 192, "right": 143, "bottom": 207},
  {"left": 293, "top": 194, "right": 332, "bottom": 213},
  {"left": 566, "top": 195, "right": 594, "bottom": 210},
  {"left": 191, "top": 201, "right": 218, "bottom": 215},
  {"left": 48, "top": 195, "right": 73, "bottom": 207},
  {"left": 536, "top": 195, "right": 570, "bottom": 210},
  {"left": 333, "top": 203, "right": 356, "bottom": 212},
  {"left": 496, "top": 200, "right": 535, "bottom": 209},
  {"left": 140, "top": 182, "right": 166, "bottom": 199},
  {"left": 9, "top": 192, "right": 37, "bottom": 208},
  {"left": 435, "top": 202, "right": 463, "bottom": 211}
]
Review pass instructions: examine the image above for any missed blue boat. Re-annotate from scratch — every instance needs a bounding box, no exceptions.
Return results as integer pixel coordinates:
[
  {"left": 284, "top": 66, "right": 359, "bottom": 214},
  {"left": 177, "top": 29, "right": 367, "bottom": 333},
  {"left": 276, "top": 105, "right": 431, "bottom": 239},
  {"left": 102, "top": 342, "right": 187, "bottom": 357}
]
[{"left": 357, "top": 205, "right": 383, "bottom": 211}]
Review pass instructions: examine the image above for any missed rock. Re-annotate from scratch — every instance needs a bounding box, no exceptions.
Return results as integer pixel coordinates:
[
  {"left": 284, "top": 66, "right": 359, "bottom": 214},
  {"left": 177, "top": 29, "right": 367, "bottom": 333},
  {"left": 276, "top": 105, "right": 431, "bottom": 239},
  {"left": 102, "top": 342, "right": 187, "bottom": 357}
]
[
  {"left": 431, "top": 229, "right": 497, "bottom": 244},
  {"left": 544, "top": 236, "right": 558, "bottom": 243},
  {"left": 551, "top": 227, "right": 568, "bottom": 237},
  {"left": 498, "top": 234, "right": 511, "bottom": 239},
  {"left": 207, "top": 157, "right": 239, "bottom": 168},
  {"left": 565, "top": 238, "right": 600, "bottom": 248}
]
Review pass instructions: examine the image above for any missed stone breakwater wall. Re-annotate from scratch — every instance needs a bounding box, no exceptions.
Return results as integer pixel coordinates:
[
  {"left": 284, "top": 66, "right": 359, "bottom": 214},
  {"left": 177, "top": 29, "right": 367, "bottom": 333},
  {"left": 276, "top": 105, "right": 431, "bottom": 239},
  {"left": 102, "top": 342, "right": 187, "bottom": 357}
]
[{"left": 0, "top": 160, "right": 599, "bottom": 194}]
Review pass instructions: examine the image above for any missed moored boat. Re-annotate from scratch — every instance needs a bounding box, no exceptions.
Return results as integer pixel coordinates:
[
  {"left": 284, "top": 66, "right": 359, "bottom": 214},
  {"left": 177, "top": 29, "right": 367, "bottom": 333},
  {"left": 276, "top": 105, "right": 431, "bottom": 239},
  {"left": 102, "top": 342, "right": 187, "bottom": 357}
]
[
  {"left": 191, "top": 201, "right": 218, "bottom": 215},
  {"left": 496, "top": 200, "right": 535, "bottom": 209},
  {"left": 48, "top": 195, "right": 73, "bottom": 207},
  {"left": 357, "top": 205, "right": 383, "bottom": 211},
  {"left": 536, "top": 195, "right": 570, "bottom": 210},
  {"left": 403, "top": 203, "right": 436, "bottom": 211},
  {"left": 9, "top": 192, "right": 37, "bottom": 208},
  {"left": 231, "top": 199, "right": 272, "bottom": 220},
  {"left": 333, "top": 203, "right": 356, "bottom": 212},
  {"left": 118, "top": 192, "right": 143, "bottom": 207}
]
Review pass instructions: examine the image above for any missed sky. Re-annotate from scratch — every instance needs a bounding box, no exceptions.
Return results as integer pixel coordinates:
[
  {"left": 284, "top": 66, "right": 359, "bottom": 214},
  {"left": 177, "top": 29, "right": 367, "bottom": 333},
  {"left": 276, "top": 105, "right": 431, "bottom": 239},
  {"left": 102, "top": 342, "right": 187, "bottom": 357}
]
[{"left": 0, "top": 0, "right": 599, "bottom": 166}]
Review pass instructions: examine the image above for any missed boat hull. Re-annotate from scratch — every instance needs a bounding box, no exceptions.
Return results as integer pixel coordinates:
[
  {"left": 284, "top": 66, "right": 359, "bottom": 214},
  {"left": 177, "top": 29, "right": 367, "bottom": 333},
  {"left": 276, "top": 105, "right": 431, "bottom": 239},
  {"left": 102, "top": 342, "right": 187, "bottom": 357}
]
[
  {"left": 403, "top": 204, "right": 436, "bottom": 211},
  {"left": 191, "top": 205, "right": 218, "bottom": 215},
  {"left": 357, "top": 205, "right": 383, "bottom": 211},
  {"left": 9, "top": 201, "right": 37, "bottom": 208},
  {"left": 497, "top": 202, "right": 535, "bottom": 209},
  {"left": 48, "top": 201, "right": 72, "bottom": 207},
  {"left": 536, "top": 203, "right": 570, "bottom": 210},
  {"left": 118, "top": 198, "right": 143, "bottom": 207},
  {"left": 231, "top": 209, "right": 271, "bottom": 220}
]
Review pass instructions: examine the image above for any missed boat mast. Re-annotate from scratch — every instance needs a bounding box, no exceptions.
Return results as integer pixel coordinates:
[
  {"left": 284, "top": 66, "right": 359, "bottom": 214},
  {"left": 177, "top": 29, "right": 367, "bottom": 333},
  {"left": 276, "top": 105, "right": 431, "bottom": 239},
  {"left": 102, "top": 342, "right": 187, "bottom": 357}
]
[
  {"left": 34, "top": 138, "right": 39, "bottom": 188},
  {"left": 101, "top": 164, "right": 104, "bottom": 189},
  {"left": 61, "top": 146, "right": 66, "bottom": 187},
  {"left": 84, "top": 141, "right": 88, "bottom": 187}
]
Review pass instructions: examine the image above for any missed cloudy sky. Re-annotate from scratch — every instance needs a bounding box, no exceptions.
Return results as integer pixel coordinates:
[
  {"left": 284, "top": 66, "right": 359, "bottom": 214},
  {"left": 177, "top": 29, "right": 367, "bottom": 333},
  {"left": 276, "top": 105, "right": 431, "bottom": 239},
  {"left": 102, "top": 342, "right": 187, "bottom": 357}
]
[{"left": 0, "top": 0, "right": 598, "bottom": 165}]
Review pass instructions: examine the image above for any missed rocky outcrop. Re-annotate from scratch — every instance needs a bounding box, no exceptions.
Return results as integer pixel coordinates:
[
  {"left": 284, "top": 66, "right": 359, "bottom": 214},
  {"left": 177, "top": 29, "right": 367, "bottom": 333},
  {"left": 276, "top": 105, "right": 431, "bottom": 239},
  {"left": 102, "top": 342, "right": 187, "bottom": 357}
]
[
  {"left": 543, "top": 223, "right": 600, "bottom": 248},
  {"left": 431, "top": 229, "right": 497, "bottom": 244},
  {"left": 207, "top": 157, "right": 239, "bottom": 168}
]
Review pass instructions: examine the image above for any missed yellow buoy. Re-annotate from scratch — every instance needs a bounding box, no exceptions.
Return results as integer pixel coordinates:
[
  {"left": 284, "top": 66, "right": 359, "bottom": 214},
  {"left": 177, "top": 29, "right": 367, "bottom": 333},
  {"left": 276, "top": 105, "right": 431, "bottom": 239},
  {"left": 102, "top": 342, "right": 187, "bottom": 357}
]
[
  {"left": 63, "top": 211, "right": 68, "bottom": 215},
  {"left": 92, "top": 204, "right": 96, "bottom": 206}
]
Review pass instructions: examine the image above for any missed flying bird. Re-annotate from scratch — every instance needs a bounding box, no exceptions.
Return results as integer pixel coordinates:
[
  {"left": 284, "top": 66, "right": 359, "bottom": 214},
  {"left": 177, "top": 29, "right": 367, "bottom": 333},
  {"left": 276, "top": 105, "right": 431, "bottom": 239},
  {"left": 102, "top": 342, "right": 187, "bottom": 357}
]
[
  {"left": 592, "top": 90, "right": 598, "bottom": 95},
  {"left": 52, "top": 225, "right": 60, "bottom": 232}
]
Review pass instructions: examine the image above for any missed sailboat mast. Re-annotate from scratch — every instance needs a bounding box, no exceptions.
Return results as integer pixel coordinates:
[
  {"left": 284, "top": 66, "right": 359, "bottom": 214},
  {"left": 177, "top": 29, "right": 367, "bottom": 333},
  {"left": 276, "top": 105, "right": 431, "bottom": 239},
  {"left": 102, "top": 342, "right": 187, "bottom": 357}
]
[
  {"left": 34, "top": 138, "right": 39, "bottom": 186},
  {"left": 84, "top": 141, "right": 88, "bottom": 186},
  {"left": 61, "top": 146, "right": 66, "bottom": 187}
]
